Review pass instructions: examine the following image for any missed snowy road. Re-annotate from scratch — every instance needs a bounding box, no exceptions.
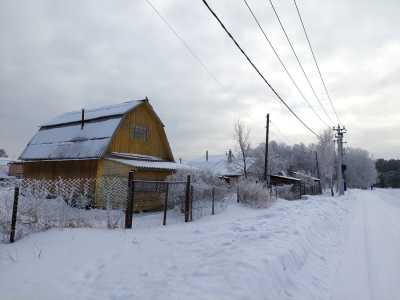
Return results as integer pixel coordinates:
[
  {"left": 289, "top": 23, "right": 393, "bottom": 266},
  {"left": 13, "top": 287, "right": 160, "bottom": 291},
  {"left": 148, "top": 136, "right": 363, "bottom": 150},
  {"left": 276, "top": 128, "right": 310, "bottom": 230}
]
[
  {"left": 1, "top": 189, "right": 399, "bottom": 300},
  {"left": 331, "top": 189, "right": 400, "bottom": 300}
]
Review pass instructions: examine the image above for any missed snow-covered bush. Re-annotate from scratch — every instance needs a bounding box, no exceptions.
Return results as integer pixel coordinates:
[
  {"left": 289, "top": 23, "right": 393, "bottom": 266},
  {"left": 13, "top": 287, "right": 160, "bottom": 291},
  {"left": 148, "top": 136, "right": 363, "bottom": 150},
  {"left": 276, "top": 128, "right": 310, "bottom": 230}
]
[
  {"left": 274, "top": 184, "right": 298, "bottom": 200},
  {"left": 237, "top": 179, "right": 274, "bottom": 208},
  {"left": 0, "top": 179, "right": 125, "bottom": 243},
  {"left": 0, "top": 187, "right": 13, "bottom": 242}
]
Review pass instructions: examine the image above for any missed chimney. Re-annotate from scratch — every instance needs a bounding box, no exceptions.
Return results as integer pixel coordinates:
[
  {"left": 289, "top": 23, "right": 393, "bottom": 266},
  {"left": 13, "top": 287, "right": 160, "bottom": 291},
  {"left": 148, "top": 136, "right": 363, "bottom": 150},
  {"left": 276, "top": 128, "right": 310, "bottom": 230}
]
[
  {"left": 81, "top": 108, "right": 85, "bottom": 130},
  {"left": 179, "top": 158, "right": 182, "bottom": 164},
  {"left": 206, "top": 150, "right": 209, "bottom": 161},
  {"left": 228, "top": 149, "right": 232, "bottom": 163}
]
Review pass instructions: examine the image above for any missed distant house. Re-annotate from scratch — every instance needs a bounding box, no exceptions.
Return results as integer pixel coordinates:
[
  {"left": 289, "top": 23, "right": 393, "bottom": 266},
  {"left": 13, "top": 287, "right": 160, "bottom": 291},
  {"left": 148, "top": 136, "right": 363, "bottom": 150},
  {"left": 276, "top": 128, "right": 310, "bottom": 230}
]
[
  {"left": 187, "top": 150, "right": 254, "bottom": 183},
  {"left": 19, "top": 98, "right": 186, "bottom": 209}
]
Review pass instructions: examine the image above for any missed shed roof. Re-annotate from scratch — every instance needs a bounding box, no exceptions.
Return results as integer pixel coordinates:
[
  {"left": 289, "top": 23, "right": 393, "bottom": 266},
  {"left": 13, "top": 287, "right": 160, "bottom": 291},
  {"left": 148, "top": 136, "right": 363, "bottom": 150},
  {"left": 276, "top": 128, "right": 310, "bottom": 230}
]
[
  {"left": 20, "top": 100, "right": 145, "bottom": 161},
  {"left": 107, "top": 153, "right": 190, "bottom": 171},
  {"left": 289, "top": 171, "right": 320, "bottom": 182}
]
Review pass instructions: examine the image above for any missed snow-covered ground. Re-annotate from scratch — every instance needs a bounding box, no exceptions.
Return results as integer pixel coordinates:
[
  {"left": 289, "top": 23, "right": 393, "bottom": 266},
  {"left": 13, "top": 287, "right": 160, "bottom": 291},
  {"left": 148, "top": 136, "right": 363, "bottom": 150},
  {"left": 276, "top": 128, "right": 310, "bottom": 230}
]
[{"left": 0, "top": 189, "right": 399, "bottom": 300}]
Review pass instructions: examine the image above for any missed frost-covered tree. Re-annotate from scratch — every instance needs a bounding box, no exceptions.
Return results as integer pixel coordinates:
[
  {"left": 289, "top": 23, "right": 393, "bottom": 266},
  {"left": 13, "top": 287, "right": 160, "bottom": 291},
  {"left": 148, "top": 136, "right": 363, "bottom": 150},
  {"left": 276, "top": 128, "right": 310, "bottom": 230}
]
[
  {"left": 316, "top": 129, "right": 335, "bottom": 191},
  {"left": 288, "top": 143, "right": 315, "bottom": 173},
  {"left": 344, "top": 148, "right": 377, "bottom": 188}
]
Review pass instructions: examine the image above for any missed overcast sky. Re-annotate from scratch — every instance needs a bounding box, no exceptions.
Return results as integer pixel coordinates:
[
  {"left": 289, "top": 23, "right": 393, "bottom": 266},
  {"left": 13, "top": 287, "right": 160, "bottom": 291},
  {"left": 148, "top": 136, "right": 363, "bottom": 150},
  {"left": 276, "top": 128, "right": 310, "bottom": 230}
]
[{"left": 1, "top": 0, "right": 399, "bottom": 160}]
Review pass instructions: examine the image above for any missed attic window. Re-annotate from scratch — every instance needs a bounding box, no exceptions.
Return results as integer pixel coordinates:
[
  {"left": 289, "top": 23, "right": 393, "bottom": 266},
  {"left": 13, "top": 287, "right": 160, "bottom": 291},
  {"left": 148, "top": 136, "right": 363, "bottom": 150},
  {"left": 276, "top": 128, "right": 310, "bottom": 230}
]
[{"left": 132, "top": 125, "right": 148, "bottom": 141}]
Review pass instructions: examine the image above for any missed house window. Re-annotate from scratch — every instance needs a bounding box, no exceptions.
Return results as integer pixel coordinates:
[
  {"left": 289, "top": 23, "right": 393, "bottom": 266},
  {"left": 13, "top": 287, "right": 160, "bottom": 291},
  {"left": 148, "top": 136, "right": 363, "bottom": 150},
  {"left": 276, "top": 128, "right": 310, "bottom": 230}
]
[{"left": 132, "top": 125, "right": 148, "bottom": 141}]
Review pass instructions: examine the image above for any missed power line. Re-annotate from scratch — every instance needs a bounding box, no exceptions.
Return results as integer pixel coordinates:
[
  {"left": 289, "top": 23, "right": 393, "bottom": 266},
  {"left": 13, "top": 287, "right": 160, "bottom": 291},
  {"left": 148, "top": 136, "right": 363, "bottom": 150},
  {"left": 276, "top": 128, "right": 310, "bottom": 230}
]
[
  {"left": 202, "top": 0, "right": 321, "bottom": 139},
  {"left": 268, "top": 0, "right": 335, "bottom": 125},
  {"left": 242, "top": 0, "right": 329, "bottom": 128},
  {"left": 293, "top": 0, "right": 341, "bottom": 124},
  {"left": 144, "top": 0, "right": 225, "bottom": 89}
]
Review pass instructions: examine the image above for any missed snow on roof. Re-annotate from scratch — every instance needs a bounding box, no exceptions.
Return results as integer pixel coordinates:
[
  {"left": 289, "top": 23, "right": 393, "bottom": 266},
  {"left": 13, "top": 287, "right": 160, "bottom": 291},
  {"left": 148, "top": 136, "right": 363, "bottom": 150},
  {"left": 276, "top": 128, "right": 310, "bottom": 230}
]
[
  {"left": 270, "top": 174, "right": 301, "bottom": 182},
  {"left": 42, "top": 100, "right": 143, "bottom": 127},
  {"left": 289, "top": 171, "right": 320, "bottom": 181},
  {"left": 20, "top": 117, "right": 121, "bottom": 160},
  {"left": 107, "top": 157, "right": 191, "bottom": 171},
  {"left": 186, "top": 154, "right": 252, "bottom": 177}
]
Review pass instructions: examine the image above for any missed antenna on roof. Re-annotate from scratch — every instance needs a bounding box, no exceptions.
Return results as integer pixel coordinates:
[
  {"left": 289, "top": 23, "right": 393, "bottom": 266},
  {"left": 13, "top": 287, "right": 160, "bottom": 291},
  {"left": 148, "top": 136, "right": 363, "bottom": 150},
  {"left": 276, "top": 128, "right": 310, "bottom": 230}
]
[
  {"left": 81, "top": 109, "right": 85, "bottom": 130},
  {"left": 206, "top": 150, "right": 208, "bottom": 161}
]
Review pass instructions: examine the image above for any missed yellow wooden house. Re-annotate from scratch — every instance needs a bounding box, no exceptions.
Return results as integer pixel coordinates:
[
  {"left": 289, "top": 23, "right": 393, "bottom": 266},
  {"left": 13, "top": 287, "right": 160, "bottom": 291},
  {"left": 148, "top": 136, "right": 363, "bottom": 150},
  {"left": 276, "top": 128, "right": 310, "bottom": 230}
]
[{"left": 20, "top": 98, "right": 186, "bottom": 209}]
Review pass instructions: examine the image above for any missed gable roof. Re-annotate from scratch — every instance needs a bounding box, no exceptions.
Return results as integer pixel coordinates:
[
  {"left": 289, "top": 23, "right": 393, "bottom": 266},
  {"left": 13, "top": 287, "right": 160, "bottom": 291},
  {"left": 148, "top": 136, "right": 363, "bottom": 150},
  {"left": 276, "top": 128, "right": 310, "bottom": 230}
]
[
  {"left": 20, "top": 99, "right": 145, "bottom": 161},
  {"left": 42, "top": 100, "right": 142, "bottom": 127}
]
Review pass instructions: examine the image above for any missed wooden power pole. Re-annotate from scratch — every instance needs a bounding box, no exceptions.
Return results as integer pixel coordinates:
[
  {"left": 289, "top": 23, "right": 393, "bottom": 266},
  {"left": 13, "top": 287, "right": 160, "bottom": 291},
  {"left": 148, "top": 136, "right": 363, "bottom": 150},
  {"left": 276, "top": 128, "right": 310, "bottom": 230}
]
[{"left": 264, "top": 114, "right": 270, "bottom": 185}]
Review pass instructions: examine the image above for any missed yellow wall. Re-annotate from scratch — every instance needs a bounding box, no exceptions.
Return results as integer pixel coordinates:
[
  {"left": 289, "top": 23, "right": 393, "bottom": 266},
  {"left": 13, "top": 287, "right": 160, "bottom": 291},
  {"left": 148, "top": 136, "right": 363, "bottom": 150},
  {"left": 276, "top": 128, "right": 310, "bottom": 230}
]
[{"left": 108, "top": 103, "right": 173, "bottom": 161}]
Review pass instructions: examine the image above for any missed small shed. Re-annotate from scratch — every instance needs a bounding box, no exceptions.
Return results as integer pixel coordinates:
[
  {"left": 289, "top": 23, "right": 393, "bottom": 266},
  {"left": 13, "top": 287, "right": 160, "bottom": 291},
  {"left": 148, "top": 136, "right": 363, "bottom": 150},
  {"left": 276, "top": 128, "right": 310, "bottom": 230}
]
[{"left": 288, "top": 171, "right": 322, "bottom": 195}]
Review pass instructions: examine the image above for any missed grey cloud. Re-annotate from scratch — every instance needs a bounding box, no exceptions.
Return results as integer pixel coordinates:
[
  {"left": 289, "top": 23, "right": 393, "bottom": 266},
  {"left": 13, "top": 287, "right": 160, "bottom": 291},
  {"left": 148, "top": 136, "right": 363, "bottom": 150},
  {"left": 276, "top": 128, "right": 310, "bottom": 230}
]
[{"left": 0, "top": 0, "right": 399, "bottom": 160}]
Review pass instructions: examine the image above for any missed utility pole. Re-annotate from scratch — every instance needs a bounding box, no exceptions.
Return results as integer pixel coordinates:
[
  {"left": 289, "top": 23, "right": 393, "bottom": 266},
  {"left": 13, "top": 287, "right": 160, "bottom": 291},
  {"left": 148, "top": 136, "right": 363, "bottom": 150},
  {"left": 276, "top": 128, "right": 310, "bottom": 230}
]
[
  {"left": 333, "top": 125, "right": 346, "bottom": 195},
  {"left": 264, "top": 114, "right": 270, "bottom": 185}
]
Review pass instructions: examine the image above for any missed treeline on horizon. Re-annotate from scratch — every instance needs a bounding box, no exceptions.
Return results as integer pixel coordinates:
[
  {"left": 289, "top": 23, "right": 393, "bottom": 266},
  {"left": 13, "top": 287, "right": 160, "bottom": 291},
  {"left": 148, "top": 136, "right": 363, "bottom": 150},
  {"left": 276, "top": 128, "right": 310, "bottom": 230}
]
[{"left": 375, "top": 159, "right": 400, "bottom": 188}]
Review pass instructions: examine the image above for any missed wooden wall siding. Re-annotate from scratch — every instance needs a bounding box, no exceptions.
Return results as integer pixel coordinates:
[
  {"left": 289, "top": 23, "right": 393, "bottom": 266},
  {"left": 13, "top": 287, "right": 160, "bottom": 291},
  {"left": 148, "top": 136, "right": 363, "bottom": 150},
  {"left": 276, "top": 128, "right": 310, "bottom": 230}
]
[
  {"left": 8, "top": 163, "right": 24, "bottom": 178},
  {"left": 95, "top": 159, "right": 173, "bottom": 211},
  {"left": 23, "top": 160, "right": 98, "bottom": 179},
  {"left": 108, "top": 104, "right": 173, "bottom": 161}
]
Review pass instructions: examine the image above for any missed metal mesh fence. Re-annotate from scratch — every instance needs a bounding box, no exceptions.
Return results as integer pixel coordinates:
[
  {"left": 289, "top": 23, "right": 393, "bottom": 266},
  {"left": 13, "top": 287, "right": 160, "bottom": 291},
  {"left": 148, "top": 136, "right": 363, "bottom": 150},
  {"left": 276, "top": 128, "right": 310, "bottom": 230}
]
[
  {"left": 191, "top": 185, "right": 229, "bottom": 220},
  {"left": 1, "top": 175, "right": 234, "bottom": 242}
]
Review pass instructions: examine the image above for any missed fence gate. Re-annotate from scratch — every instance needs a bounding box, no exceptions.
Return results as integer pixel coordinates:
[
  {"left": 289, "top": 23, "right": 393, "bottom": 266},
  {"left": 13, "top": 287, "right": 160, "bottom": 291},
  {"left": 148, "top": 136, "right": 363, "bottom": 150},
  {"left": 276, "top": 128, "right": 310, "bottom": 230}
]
[{"left": 125, "top": 172, "right": 192, "bottom": 228}]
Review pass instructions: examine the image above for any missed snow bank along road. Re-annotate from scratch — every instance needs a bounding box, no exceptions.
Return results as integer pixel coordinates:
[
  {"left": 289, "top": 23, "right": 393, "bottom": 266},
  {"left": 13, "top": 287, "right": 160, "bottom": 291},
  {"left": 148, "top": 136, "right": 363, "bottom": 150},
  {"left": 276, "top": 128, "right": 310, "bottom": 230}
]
[{"left": 0, "top": 189, "right": 399, "bottom": 300}]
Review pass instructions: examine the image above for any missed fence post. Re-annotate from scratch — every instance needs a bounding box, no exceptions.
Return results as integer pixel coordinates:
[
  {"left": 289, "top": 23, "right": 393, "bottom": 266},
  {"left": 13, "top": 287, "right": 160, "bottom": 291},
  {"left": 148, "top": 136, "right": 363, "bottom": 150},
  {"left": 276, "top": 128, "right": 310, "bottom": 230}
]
[
  {"left": 211, "top": 187, "right": 215, "bottom": 215},
  {"left": 236, "top": 184, "right": 240, "bottom": 203},
  {"left": 9, "top": 187, "right": 19, "bottom": 243},
  {"left": 125, "top": 171, "right": 134, "bottom": 229},
  {"left": 298, "top": 182, "right": 302, "bottom": 199},
  {"left": 184, "top": 175, "right": 191, "bottom": 222},
  {"left": 190, "top": 185, "right": 194, "bottom": 221},
  {"left": 163, "top": 183, "right": 169, "bottom": 226}
]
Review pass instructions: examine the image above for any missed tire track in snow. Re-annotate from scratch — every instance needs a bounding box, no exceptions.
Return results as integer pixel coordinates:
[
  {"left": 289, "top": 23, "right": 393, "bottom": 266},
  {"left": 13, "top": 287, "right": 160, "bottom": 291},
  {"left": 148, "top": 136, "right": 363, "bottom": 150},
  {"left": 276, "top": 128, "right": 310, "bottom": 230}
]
[{"left": 362, "top": 197, "right": 374, "bottom": 300}]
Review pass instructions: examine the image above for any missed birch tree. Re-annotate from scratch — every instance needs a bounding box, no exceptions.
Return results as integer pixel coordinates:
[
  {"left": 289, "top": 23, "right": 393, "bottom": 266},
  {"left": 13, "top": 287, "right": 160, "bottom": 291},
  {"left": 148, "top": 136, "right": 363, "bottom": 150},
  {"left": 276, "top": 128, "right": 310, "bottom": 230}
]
[{"left": 234, "top": 120, "right": 251, "bottom": 179}]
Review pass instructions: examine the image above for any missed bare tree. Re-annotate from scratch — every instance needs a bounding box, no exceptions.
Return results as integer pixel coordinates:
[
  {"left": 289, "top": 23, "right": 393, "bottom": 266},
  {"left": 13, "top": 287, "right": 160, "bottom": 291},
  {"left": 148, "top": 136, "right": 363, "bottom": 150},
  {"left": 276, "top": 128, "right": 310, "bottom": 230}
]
[{"left": 234, "top": 120, "right": 251, "bottom": 179}]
